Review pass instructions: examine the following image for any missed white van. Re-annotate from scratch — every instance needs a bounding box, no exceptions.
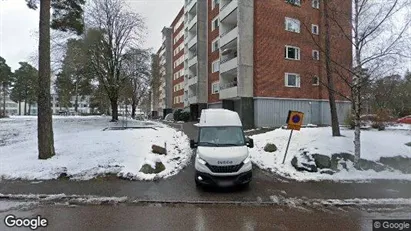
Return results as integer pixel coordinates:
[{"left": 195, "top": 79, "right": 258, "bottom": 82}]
[{"left": 190, "top": 109, "right": 254, "bottom": 187}]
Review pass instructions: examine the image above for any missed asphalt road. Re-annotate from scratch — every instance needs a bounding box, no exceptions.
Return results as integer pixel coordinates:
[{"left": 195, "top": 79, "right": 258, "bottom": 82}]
[{"left": 1, "top": 202, "right": 411, "bottom": 231}]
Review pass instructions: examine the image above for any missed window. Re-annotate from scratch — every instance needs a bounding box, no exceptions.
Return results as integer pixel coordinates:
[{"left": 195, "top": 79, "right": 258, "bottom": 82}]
[
  {"left": 285, "top": 73, "right": 301, "bottom": 87},
  {"left": 212, "top": 17, "right": 219, "bottom": 31},
  {"left": 312, "top": 0, "right": 320, "bottom": 9},
  {"left": 312, "top": 76, "right": 320, "bottom": 85},
  {"left": 212, "top": 81, "right": 220, "bottom": 94},
  {"left": 212, "top": 39, "right": 219, "bottom": 52},
  {"left": 212, "top": 60, "right": 220, "bottom": 73},
  {"left": 286, "top": 0, "right": 301, "bottom": 6},
  {"left": 312, "top": 24, "right": 319, "bottom": 35},
  {"left": 212, "top": 0, "right": 219, "bottom": 9},
  {"left": 285, "top": 17, "right": 300, "bottom": 33},
  {"left": 312, "top": 50, "right": 320, "bottom": 60},
  {"left": 285, "top": 46, "right": 300, "bottom": 60}
]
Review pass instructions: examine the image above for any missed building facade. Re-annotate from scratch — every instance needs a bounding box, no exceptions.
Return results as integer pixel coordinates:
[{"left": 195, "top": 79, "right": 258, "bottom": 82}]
[
  {"left": 171, "top": 8, "right": 185, "bottom": 109},
  {"left": 156, "top": 0, "right": 352, "bottom": 128}
]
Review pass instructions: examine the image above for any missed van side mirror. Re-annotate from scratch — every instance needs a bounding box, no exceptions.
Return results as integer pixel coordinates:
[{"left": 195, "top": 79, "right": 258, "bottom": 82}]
[
  {"left": 190, "top": 139, "right": 198, "bottom": 149},
  {"left": 246, "top": 138, "right": 254, "bottom": 148}
]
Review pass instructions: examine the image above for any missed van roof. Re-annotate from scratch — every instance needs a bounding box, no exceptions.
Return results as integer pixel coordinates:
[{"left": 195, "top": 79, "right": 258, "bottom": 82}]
[{"left": 196, "top": 109, "right": 242, "bottom": 127}]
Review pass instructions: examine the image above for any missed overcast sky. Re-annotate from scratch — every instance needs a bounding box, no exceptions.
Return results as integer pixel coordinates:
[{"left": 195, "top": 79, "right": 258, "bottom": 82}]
[{"left": 0, "top": 0, "right": 184, "bottom": 71}]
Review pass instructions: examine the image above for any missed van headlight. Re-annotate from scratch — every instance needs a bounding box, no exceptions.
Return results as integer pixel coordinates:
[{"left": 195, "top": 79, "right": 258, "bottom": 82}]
[
  {"left": 243, "top": 156, "right": 251, "bottom": 164},
  {"left": 197, "top": 156, "right": 207, "bottom": 165}
]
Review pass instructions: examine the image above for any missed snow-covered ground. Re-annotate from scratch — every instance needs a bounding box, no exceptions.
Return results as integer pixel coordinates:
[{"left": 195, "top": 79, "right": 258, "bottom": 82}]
[
  {"left": 250, "top": 125, "right": 411, "bottom": 181},
  {"left": 0, "top": 116, "right": 191, "bottom": 181}
]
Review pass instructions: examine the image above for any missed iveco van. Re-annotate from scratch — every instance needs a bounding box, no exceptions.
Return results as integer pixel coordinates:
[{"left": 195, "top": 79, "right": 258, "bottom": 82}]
[{"left": 190, "top": 109, "right": 254, "bottom": 187}]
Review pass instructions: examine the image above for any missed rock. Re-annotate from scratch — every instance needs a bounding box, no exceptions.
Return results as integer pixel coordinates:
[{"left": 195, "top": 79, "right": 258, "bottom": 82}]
[
  {"left": 405, "top": 142, "right": 411, "bottom": 147},
  {"left": 152, "top": 144, "right": 167, "bottom": 155},
  {"left": 356, "top": 159, "right": 388, "bottom": 172},
  {"left": 380, "top": 156, "right": 411, "bottom": 174},
  {"left": 320, "top": 169, "right": 336, "bottom": 175},
  {"left": 264, "top": 143, "right": 278, "bottom": 152},
  {"left": 291, "top": 152, "right": 318, "bottom": 172},
  {"left": 312, "top": 154, "right": 331, "bottom": 169},
  {"left": 331, "top": 153, "right": 355, "bottom": 170},
  {"left": 139, "top": 162, "right": 166, "bottom": 174}
]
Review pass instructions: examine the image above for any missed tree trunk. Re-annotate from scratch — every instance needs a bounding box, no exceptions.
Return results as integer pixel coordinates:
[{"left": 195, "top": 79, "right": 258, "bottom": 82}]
[
  {"left": 131, "top": 99, "right": 136, "bottom": 119},
  {"left": 24, "top": 100, "right": 27, "bottom": 115},
  {"left": 18, "top": 101, "right": 21, "bottom": 115},
  {"left": 29, "top": 103, "right": 32, "bottom": 115},
  {"left": 324, "top": 0, "right": 341, "bottom": 136},
  {"left": 2, "top": 84, "right": 6, "bottom": 116},
  {"left": 37, "top": 0, "right": 55, "bottom": 159},
  {"left": 110, "top": 99, "right": 118, "bottom": 121},
  {"left": 353, "top": 0, "right": 361, "bottom": 165},
  {"left": 74, "top": 82, "right": 79, "bottom": 113}
]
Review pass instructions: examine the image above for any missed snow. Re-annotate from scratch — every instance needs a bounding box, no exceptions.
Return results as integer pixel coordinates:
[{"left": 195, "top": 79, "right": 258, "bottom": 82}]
[
  {"left": 0, "top": 116, "right": 191, "bottom": 181},
  {"left": 0, "top": 201, "right": 38, "bottom": 212},
  {"left": 250, "top": 126, "right": 411, "bottom": 181}
]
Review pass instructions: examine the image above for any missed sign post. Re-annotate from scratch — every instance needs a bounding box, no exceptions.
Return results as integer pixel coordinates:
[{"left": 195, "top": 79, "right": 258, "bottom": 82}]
[{"left": 282, "top": 110, "right": 304, "bottom": 164}]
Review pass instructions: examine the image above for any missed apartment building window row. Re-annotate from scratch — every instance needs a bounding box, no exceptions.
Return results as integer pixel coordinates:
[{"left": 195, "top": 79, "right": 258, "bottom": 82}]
[
  {"left": 174, "top": 56, "right": 184, "bottom": 68},
  {"left": 174, "top": 30, "right": 184, "bottom": 44},
  {"left": 173, "top": 82, "right": 184, "bottom": 92},
  {"left": 173, "top": 95, "right": 184, "bottom": 104},
  {"left": 174, "top": 69, "right": 184, "bottom": 80},
  {"left": 284, "top": 73, "right": 320, "bottom": 87},
  {"left": 285, "top": 45, "right": 320, "bottom": 61},
  {"left": 173, "top": 17, "right": 184, "bottom": 33},
  {"left": 174, "top": 43, "right": 184, "bottom": 55}
]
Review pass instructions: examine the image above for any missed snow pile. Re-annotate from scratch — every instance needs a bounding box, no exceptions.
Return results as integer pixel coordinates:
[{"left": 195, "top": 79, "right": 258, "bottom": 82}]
[
  {"left": 0, "top": 116, "right": 191, "bottom": 181},
  {"left": 250, "top": 127, "right": 411, "bottom": 181}
]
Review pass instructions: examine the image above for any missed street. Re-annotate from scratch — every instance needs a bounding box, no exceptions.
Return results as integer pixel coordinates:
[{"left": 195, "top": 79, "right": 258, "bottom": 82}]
[{"left": 1, "top": 122, "right": 411, "bottom": 230}]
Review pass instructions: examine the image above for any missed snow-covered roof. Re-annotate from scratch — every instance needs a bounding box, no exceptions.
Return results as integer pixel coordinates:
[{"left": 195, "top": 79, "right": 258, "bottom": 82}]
[{"left": 196, "top": 109, "right": 242, "bottom": 127}]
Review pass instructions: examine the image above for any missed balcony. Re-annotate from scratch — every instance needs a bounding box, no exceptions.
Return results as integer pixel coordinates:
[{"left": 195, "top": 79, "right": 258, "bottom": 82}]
[
  {"left": 187, "top": 75, "right": 198, "bottom": 86},
  {"left": 188, "top": 56, "right": 197, "bottom": 67},
  {"left": 188, "top": 35, "right": 197, "bottom": 49},
  {"left": 220, "top": 57, "right": 237, "bottom": 74},
  {"left": 187, "top": 15, "right": 197, "bottom": 31},
  {"left": 219, "top": 82, "right": 238, "bottom": 99},
  {"left": 220, "top": 27, "right": 238, "bottom": 48},
  {"left": 220, "top": 0, "right": 237, "bottom": 22},
  {"left": 186, "top": 0, "right": 196, "bottom": 13},
  {"left": 188, "top": 95, "right": 198, "bottom": 104}
]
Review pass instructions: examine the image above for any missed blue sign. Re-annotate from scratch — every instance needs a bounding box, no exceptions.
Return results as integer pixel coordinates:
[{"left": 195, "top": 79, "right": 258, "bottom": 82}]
[{"left": 292, "top": 115, "right": 301, "bottom": 123}]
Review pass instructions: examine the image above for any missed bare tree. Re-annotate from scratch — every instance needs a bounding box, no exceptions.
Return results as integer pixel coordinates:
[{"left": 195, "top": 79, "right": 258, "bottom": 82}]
[
  {"left": 85, "top": 0, "right": 145, "bottom": 121},
  {"left": 324, "top": 0, "right": 411, "bottom": 164}
]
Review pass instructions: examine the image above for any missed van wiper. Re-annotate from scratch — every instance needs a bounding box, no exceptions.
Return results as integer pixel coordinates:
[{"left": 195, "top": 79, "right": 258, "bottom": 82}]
[
  {"left": 219, "top": 143, "right": 243, "bottom": 146},
  {"left": 198, "top": 142, "right": 219, "bottom": 147}
]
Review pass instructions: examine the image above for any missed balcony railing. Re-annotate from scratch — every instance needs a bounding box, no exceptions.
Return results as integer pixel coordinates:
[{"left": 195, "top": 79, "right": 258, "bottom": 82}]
[
  {"left": 220, "top": 81, "right": 237, "bottom": 90},
  {"left": 220, "top": 0, "right": 232, "bottom": 11},
  {"left": 220, "top": 54, "right": 237, "bottom": 64}
]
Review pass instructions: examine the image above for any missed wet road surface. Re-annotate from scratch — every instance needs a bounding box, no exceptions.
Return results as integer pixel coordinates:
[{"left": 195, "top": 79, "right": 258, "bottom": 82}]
[
  {"left": 1, "top": 202, "right": 410, "bottom": 231},
  {"left": 1, "top": 122, "right": 411, "bottom": 203}
]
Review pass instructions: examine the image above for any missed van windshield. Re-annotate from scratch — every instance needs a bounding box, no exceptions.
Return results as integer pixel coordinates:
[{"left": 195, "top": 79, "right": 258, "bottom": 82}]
[{"left": 198, "top": 126, "right": 245, "bottom": 147}]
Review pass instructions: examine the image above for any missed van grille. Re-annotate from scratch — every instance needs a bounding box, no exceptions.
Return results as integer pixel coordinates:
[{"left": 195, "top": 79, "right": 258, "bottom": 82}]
[{"left": 206, "top": 163, "right": 244, "bottom": 173}]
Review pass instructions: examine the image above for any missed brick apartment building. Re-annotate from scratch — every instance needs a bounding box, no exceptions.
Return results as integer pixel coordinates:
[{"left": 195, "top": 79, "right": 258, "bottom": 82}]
[
  {"left": 171, "top": 8, "right": 185, "bottom": 109},
  {"left": 153, "top": 0, "right": 352, "bottom": 128}
]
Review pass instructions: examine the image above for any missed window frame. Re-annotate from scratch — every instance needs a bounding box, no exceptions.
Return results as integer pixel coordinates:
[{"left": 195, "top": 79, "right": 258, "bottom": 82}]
[
  {"left": 212, "top": 81, "right": 220, "bottom": 94},
  {"left": 312, "top": 76, "right": 320, "bottom": 86},
  {"left": 212, "top": 38, "right": 219, "bottom": 52},
  {"left": 312, "top": 50, "right": 320, "bottom": 60},
  {"left": 212, "top": 59, "right": 220, "bottom": 73},
  {"left": 312, "top": 24, "right": 319, "bottom": 35},
  {"left": 312, "top": 0, "right": 320, "bottom": 9},
  {"left": 285, "top": 45, "right": 301, "bottom": 60},
  {"left": 212, "top": 17, "right": 219, "bottom": 31},
  {"left": 285, "top": 17, "right": 301, "bottom": 33},
  {"left": 212, "top": 0, "right": 219, "bottom": 9},
  {"left": 285, "top": 73, "right": 301, "bottom": 88}
]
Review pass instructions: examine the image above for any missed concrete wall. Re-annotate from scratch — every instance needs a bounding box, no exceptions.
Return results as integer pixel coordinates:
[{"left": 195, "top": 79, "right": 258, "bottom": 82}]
[
  {"left": 237, "top": 0, "right": 254, "bottom": 98},
  {"left": 196, "top": 0, "right": 208, "bottom": 104},
  {"left": 162, "top": 27, "right": 174, "bottom": 109},
  {"left": 254, "top": 97, "right": 351, "bottom": 127}
]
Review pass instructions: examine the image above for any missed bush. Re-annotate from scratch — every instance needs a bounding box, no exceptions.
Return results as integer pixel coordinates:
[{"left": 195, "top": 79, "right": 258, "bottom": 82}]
[
  {"left": 173, "top": 109, "right": 182, "bottom": 121},
  {"left": 371, "top": 122, "right": 385, "bottom": 130},
  {"left": 173, "top": 109, "right": 190, "bottom": 122},
  {"left": 345, "top": 112, "right": 355, "bottom": 129}
]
